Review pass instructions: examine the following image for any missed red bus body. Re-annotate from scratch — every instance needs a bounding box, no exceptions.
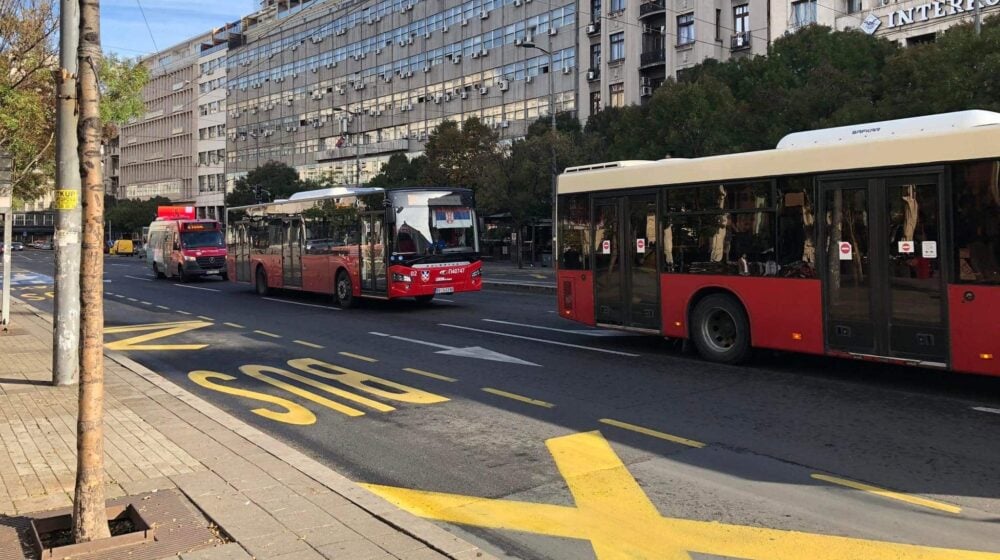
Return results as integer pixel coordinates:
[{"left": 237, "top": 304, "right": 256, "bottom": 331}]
[
  {"left": 226, "top": 187, "right": 482, "bottom": 303},
  {"left": 146, "top": 219, "right": 227, "bottom": 281},
  {"left": 556, "top": 112, "right": 1000, "bottom": 376}
]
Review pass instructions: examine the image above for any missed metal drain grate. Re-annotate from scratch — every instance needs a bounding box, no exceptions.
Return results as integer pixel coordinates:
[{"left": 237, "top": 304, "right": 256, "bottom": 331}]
[{"left": 0, "top": 489, "right": 229, "bottom": 560}]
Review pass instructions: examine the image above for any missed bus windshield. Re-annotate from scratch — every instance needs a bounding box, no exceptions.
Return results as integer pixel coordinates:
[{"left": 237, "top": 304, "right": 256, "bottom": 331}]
[
  {"left": 391, "top": 191, "right": 479, "bottom": 256},
  {"left": 181, "top": 230, "right": 224, "bottom": 249}
]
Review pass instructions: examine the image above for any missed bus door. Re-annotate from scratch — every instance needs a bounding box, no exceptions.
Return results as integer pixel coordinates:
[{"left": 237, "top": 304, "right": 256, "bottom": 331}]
[
  {"left": 235, "top": 223, "right": 251, "bottom": 282},
  {"left": 593, "top": 194, "right": 660, "bottom": 330},
  {"left": 820, "top": 171, "right": 948, "bottom": 365},
  {"left": 360, "top": 211, "right": 386, "bottom": 293},
  {"left": 282, "top": 218, "right": 303, "bottom": 288}
]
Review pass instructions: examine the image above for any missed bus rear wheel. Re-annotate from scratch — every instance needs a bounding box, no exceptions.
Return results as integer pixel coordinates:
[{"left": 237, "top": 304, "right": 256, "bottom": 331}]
[
  {"left": 335, "top": 270, "right": 354, "bottom": 309},
  {"left": 690, "top": 294, "right": 751, "bottom": 365},
  {"left": 255, "top": 267, "right": 269, "bottom": 296}
]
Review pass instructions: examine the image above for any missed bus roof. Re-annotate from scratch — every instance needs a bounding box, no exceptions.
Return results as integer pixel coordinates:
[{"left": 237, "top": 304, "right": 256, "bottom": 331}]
[{"left": 559, "top": 110, "right": 1000, "bottom": 194}]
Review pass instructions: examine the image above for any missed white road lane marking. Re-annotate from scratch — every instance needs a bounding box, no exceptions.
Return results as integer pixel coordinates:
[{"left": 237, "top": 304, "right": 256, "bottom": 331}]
[
  {"left": 972, "top": 406, "right": 1000, "bottom": 415},
  {"left": 173, "top": 284, "right": 220, "bottom": 292},
  {"left": 438, "top": 324, "right": 641, "bottom": 357},
  {"left": 124, "top": 275, "right": 153, "bottom": 282},
  {"left": 482, "top": 319, "right": 638, "bottom": 337},
  {"left": 261, "top": 297, "right": 340, "bottom": 311},
  {"left": 370, "top": 331, "right": 539, "bottom": 366}
]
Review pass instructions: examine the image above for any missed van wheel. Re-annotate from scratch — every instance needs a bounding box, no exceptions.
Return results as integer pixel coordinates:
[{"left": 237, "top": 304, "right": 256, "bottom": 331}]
[
  {"left": 690, "top": 294, "right": 751, "bottom": 365},
  {"left": 335, "top": 270, "right": 354, "bottom": 308},
  {"left": 153, "top": 263, "right": 165, "bottom": 279},
  {"left": 255, "top": 267, "right": 269, "bottom": 296},
  {"left": 414, "top": 294, "right": 435, "bottom": 305},
  {"left": 177, "top": 266, "right": 189, "bottom": 283}
]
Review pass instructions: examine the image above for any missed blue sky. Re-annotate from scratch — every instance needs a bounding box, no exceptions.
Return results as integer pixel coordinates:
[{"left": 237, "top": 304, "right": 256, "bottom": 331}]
[{"left": 102, "top": 0, "right": 256, "bottom": 58}]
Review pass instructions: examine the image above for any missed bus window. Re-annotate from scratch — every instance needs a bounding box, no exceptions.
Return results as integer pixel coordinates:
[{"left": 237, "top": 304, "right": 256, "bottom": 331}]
[
  {"left": 953, "top": 160, "right": 1000, "bottom": 284},
  {"left": 777, "top": 176, "right": 817, "bottom": 278},
  {"left": 558, "top": 194, "right": 590, "bottom": 270}
]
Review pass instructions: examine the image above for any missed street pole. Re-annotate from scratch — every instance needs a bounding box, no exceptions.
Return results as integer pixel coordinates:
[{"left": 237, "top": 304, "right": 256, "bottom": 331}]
[
  {"left": 0, "top": 153, "right": 11, "bottom": 330},
  {"left": 53, "top": 0, "right": 81, "bottom": 385},
  {"left": 974, "top": 0, "right": 981, "bottom": 36},
  {"left": 74, "top": 0, "right": 111, "bottom": 542},
  {"left": 547, "top": 32, "right": 558, "bottom": 270}
]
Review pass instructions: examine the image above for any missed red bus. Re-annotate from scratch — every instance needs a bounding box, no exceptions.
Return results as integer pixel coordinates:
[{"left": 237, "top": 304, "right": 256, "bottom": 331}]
[
  {"left": 556, "top": 111, "right": 1000, "bottom": 376},
  {"left": 226, "top": 186, "right": 482, "bottom": 307},
  {"left": 146, "top": 218, "right": 227, "bottom": 282}
]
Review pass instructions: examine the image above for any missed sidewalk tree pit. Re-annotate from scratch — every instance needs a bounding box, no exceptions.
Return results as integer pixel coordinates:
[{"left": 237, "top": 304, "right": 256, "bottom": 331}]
[{"left": 31, "top": 504, "right": 155, "bottom": 558}]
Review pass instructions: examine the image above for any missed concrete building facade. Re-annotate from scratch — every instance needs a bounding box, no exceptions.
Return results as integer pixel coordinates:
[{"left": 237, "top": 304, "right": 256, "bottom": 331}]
[
  {"left": 833, "top": 0, "right": 1000, "bottom": 44},
  {"left": 225, "top": 0, "right": 577, "bottom": 185}
]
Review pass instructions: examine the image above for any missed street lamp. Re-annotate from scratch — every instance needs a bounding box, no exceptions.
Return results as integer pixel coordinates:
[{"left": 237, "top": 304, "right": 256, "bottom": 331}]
[{"left": 518, "top": 32, "right": 559, "bottom": 268}]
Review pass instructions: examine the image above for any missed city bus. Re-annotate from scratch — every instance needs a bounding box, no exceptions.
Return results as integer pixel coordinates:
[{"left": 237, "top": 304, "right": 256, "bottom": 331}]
[
  {"left": 556, "top": 110, "right": 1000, "bottom": 376},
  {"left": 226, "top": 186, "right": 482, "bottom": 307},
  {"left": 147, "top": 218, "right": 227, "bottom": 282}
]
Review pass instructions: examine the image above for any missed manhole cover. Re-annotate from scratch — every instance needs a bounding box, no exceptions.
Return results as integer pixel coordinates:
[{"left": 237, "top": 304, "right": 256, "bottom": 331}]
[{"left": 0, "top": 489, "right": 229, "bottom": 560}]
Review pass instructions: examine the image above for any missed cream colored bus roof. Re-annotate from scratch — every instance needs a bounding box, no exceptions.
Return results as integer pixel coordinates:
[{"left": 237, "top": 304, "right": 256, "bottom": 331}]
[{"left": 559, "top": 113, "right": 1000, "bottom": 195}]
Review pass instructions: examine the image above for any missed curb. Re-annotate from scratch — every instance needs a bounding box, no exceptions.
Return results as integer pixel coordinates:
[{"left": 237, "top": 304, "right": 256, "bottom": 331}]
[
  {"left": 482, "top": 280, "right": 556, "bottom": 295},
  {"left": 12, "top": 297, "right": 494, "bottom": 560}
]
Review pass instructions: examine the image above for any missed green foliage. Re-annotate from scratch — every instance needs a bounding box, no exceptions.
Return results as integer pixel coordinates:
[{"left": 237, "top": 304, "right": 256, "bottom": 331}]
[
  {"left": 99, "top": 54, "right": 150, "bottom": 137},
  {"left": 106, "top": 196, "right": 171, "bottom": 237},
  {"left": 225, "top": 161, "right": 309, "bottom": 207},
  {"left": 422, "top": 117, "right": 500, "bottom": 188},
  {"left": 368, "top": 153, "right": 429, "bottom": 189}
]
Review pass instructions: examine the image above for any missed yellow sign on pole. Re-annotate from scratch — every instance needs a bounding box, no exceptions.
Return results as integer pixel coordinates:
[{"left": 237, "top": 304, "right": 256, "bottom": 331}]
[{"left": 55, "top": 189, "right": 78, "bottom": 210}]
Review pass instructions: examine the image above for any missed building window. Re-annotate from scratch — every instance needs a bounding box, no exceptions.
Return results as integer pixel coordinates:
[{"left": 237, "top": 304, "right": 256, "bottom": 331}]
[
  {"left": 609, "top": 0, "right": 624, "bottom": 14},
  {"left": 715, "top": 9, "right": 721, "bottom": 42},
  {"left": 792, "top": 0, "right": 817, "bottom": 27},
  {"left": 590, "top": 91, "right": 602, "bottom": 114},
  {"left": 735, "top": 4, "right": 750, "bottom": 33},
  {"left": 677, "top": 13, "right": 695, "bottom": 46},
  {"left": 590, "top": 43, "right": 601, "bottom": 69},
  {"left": 591, "top": 0, "right": 601, "bottom": 19},
  {"left": 609, "top": 82, "right": 624, "bottom": 108},
  {"left": 609, "top": 32, "right": 625, "bottom": 62},
  {"left": 847, "top": 0, "right": 862, "bottom": 14}
]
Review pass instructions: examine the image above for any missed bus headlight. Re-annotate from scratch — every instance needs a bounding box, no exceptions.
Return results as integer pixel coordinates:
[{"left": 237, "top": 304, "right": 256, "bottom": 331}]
[{"left": 392, "top": 273, "right": 411, "bottom": 282}]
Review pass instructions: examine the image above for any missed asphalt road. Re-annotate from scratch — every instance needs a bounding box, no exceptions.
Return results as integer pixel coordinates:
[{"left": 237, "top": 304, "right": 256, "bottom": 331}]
[{"left": 6, "top": 249, "right": 1000, "bottom": 560}]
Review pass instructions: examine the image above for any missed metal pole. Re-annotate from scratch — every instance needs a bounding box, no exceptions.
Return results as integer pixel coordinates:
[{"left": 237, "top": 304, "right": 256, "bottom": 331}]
[
  {"left": 1, "top": 207, "right": 11, "bottom": 330},
  {"left": 974, "top": 0, "right": 981, "bottom": 36},
  {"left": 355, "top": 110, "right": 361, "bottom": 186},
  {"left": 53, "top": 0, "right": 81, "bottom": 385},
  {"left": 547, "top": 38, "right": 558, "bottom": 269}
]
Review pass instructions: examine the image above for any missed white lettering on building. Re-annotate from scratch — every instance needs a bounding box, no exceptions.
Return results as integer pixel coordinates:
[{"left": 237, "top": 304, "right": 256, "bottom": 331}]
[{"left": 877, "top": 0, "right": 999, "bottom": 32}]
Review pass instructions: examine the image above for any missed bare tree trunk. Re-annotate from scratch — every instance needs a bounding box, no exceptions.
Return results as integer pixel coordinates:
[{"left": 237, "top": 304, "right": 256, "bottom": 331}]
[{"left": 73, "top": 0, "right": 109, "bottom": 543}]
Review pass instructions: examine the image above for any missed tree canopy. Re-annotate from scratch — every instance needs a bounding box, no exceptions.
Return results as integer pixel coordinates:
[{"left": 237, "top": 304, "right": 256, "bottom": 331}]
[{"left": 225, "top": 161, "right": 311, "bottom": 207}]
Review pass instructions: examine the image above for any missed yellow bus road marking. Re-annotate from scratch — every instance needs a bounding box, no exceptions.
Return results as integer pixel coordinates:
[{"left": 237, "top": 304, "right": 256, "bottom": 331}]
[
  {"left": 197, "top": 315, "right": 214, "bottom": 322},
  {"left": 339, "top": 351, "right": 377, "bottom": 363},
  {"left": 403, "top": 368, "right": 457, "bottom": 382},
  {"left": 811, "top": 474, "right": 962, "bottom": 514},
  {"left": 156, "top": 305, "right": 170, "bottom": 310},
  {"left": 482, "top": 387, "right": 554, "bottom": 408},
  {"left": 189, "top": 371, "right": 316, "bottom": 425},
  {"left": 294, "top": 340, "right": 324, "bottom": 349},
  {"left": 177, "top": 310, "right": 192, "bottom": 315},
  {"left": 599, "top": 418, "right": 706, "bottom": 449},
  {"left": 254, "top": 330, "right": 282, "bottom": 339},
  {"left": 224, "top": 322, "right": 245, "bottom": 329},
  {"left": 104, "top": 320, "right": 212, "bottom": 351},
  {"left": 365, "top": 431, "right": 999, "bottom": 560}
]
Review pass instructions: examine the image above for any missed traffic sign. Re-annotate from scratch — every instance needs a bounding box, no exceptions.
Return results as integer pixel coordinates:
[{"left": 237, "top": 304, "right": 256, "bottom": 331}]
[{"left": 838, "top": 241, "right": 852, "bottom": 260}]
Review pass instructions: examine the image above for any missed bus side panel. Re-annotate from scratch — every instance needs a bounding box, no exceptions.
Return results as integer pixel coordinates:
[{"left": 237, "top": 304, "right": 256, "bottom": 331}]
[
  {"left": 557, "top": 270, "right": 594, "bottom": 325},
  {"left": 251, "top": 255, "right": 283, "bottom": 289},
  {"left": 660, "top": 274, "right": 824, "bottom": 355},
  {"left": 948, "top": 285, "right": 1000, "bottom": 376},
  {"left": 301, "top": 254, "right": 336, "bottom": 294}
]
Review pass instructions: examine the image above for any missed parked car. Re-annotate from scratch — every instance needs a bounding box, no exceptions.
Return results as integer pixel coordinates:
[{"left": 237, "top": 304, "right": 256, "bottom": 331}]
[
  {"left": 11, "top": 242, "right": 24, "bottom": 251},
  {"left": 37, "top": 241, "right": 53, "bottom": 250}
]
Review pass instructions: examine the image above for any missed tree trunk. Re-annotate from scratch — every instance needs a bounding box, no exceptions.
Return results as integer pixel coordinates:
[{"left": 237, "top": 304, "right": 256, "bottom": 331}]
[{"left": 73, "top": 0, "right": 110, "bottom": 543}]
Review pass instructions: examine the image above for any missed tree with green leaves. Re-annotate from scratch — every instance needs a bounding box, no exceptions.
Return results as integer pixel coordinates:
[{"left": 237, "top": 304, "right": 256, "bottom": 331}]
[
  {"left": 99, "top": 54, "right": 151, "bottom": 141},
  {"left": 368, "top": 153, "right": 429, "bottom": 189},
  {"left": 226, "top": 161, "right": 308, "bottom": 207},
  {"left": 422, "top": 117, "right": 500, "bottom": 188},
  {"left": 106, "top": 196, "right": 170, "bottom": 237}
]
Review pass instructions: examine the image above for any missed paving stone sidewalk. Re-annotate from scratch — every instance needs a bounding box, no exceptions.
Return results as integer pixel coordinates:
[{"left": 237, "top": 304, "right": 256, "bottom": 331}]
[{"left": 0, "top": 299, "right": 493, "bottom": 560}]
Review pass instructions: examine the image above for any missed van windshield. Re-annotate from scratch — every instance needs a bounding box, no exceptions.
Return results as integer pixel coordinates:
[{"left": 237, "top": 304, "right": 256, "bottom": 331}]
[{"left": 181, "top": 231, "right": 224, "bottom": 248}]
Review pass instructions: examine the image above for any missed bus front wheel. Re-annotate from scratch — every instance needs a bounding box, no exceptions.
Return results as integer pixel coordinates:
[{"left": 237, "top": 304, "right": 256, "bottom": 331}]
[
  {"left": 336, "top": 270, "right": 355, "bottom": 308},
  {"left": 255, "top": 267, "right": 270, "bottom": 296},
  {"left": 690, "top": 294, "right": 751, "bottom": 365}
]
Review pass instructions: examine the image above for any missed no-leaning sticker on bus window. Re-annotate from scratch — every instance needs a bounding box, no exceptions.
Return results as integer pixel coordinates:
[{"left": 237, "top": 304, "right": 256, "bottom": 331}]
[
  {"left": 898, "top": 240, "right": 915, "bottom": 254},
  {"left": 636, "top": 239, "right": 646, "bottom": 254},
  {"left": 602, "top": 240, "right": 611, "bottom": 254},
  {"left": 922, "top": 241, "right": 937, "bottom": 258},
  {"left": 838, "top": 241, "right": 852, "bottom": 260}
]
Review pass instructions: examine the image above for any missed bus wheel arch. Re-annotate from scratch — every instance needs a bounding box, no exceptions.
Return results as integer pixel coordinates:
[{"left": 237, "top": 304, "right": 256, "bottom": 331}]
[
  {"left": 335, "top": 268, "right": 355, "bottom": 308},
  {"left": 687, "top": 289, "right": 752, "bottom": 365},
  {"left": 255, "top": 264, "right": 270, "bottom": 296}
]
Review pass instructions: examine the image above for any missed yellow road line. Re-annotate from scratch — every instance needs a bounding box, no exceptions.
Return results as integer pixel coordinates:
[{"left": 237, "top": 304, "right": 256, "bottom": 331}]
[
  {"left": 482, "top": 387, "right": 554, "bottom": 408},
  {"left": 403, "top": 368, "right": 457, "bottom": 382},
  {"left": 224, "top": 322, "right": 245, "bottom": 329},
  {"left": 254, "top": 330, "right": 282, "bottom": 338},
  {"left": 294, "top": 340, "right": 324, "bottom": 349},
  {"left": 156, "top": 305, "right": 170, "bottom": 310},
  {"left": 176, "top": 310, "right": 192, "bottom": 315},
  {"left": 599, "top": 418, "right": 705, "bottom": 449},
  {"left": 811, "top": 474, "right": 962, "bottom": 514},
  {"left": 339, "top": 351, "right": 377, "bottom": 363},
  {"left": 197, "top": 315, "right": 214, "bottom": 322}
]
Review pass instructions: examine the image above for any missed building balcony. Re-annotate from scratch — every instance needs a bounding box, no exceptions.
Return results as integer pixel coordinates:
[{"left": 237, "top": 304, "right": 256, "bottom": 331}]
[
  {"left": 639, "top": 1, "right": 665, "bottom": 18},
  {"left": 586, "top": 68, "right": 600, "bottom": 82},
  {"left": 640, "top": 49, "right": 665, "bottom": 68},
  {"left": 585, "top": 20, "right": 600, "bottom": 36},
  {"left": 316, "top": 139, "right": 409, "bottom": 162},
  {"left": 731, "top": 31, "right": 752, "bottom": 51}
]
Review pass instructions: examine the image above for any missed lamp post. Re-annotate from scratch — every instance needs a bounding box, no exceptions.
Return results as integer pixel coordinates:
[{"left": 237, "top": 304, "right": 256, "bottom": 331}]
[
  {"left": 334, "top": 106, "right": 363, "bottom": 186},
  {"left": 518, "top": 32, "right": 559, "bottom": 268}
]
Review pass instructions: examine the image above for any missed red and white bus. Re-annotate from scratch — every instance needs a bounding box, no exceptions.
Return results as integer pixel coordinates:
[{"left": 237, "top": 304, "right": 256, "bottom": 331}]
[
  {"left": 147, "top": 218, "right": 227, "bottom": 282},
  {"left": 226, "top": 186, "right": 482, "bottom": 307},
  {"left": 556, "top": 111, "right": 1000, "bottom": 376}
]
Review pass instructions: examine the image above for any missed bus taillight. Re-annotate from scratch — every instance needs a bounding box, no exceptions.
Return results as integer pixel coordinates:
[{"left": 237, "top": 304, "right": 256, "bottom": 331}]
[{"left": 562, "top": 280, "right": 573, "bottom": 314}]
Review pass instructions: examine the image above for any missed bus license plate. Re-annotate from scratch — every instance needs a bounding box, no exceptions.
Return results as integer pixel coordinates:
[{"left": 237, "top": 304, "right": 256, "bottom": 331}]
[{"left": 434, "top": 287, "right": 454, "bottom": 294}]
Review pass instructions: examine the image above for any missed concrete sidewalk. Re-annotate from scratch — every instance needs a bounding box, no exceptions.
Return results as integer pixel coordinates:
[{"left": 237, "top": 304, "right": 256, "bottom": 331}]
[
  {"left": 480, "top": 260, "right": 555, "bottom": 294},
  {"left": 0, "top": 298, "right": 493, "bottom": 560}
]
